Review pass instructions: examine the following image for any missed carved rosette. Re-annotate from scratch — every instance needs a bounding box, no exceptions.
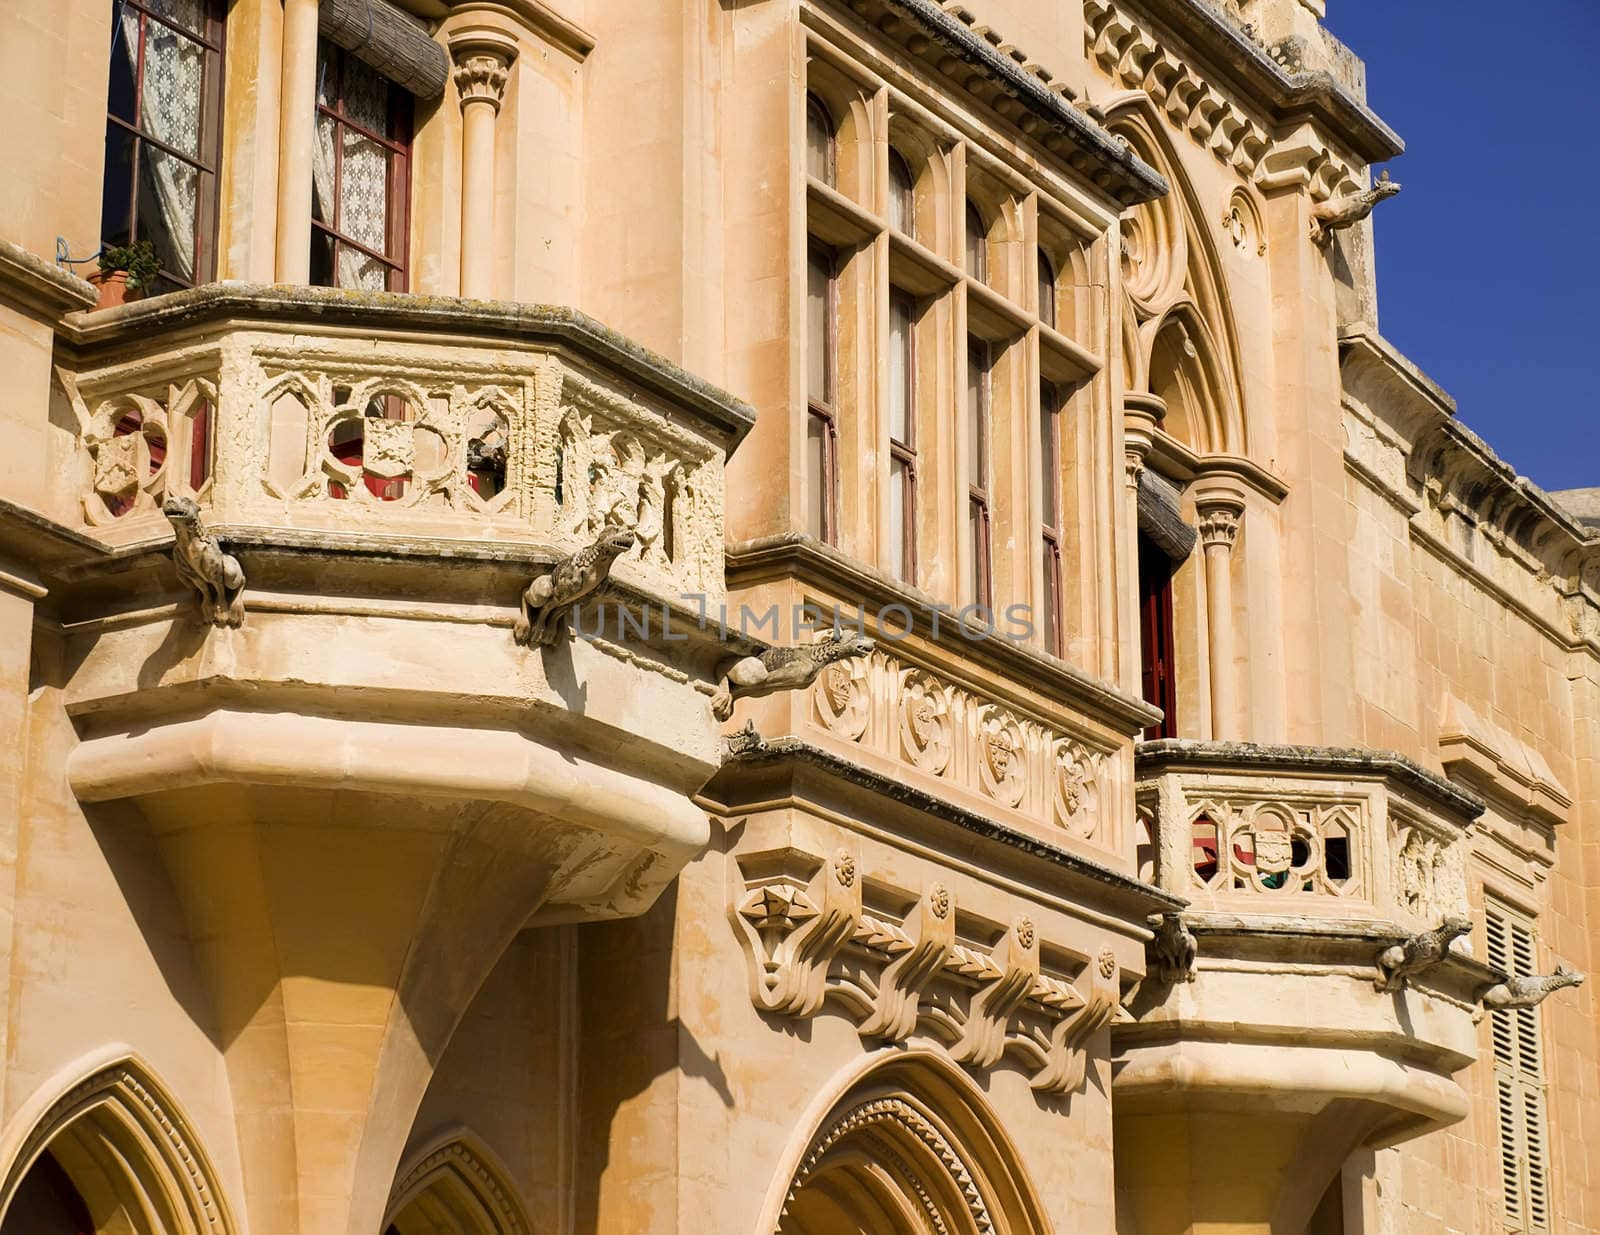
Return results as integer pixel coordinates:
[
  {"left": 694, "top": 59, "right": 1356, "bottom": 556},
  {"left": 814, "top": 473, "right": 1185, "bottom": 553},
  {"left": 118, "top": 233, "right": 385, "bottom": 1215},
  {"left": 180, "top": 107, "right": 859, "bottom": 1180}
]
[
  {"left": 814, "top": 651, "right": 871, "bottom": 742},
  {"left": 898, "top": 670, "right": 952, "bottom": 775},
  {"left": 1052, "top": 741, "right": 1102, "bottom": 837},
  {"left": 977, "top": 708, "right": 1027, "bottom": 808}
]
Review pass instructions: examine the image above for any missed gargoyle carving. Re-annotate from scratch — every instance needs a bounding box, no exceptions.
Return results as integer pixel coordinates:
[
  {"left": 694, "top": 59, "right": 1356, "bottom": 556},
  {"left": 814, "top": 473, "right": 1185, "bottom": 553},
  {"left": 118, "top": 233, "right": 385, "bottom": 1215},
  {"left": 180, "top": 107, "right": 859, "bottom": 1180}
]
[
  {"left": 513, "top": 525, "right": 636, "bottom": 647},
  {"left": 735, "top": 849, "right": 862, "bottom": 1018},
  {"left": 1475, "top": 963, "right": 1585, "bottom": 1023},
  {"left": 724, "top": 720, "right": 767, "bottom": 759},
  {"left": 1375, "top": 914, "right": 1471, "bottom": 992},
  {"left": 163, "top": 497, "right": 244, "bottom": 628},
  {"left": 951, "top": 917, "right": 1040, "bottom": 1070},
  {"left": 1149, "top": 911, "right": 1197, "bottom": 985},
  {"left": 858, "top": 883, "right": 956, "bottom": 1042},
  {"left": 1311, "top": 170, "right": 1401, "bottom": 245},
  {"left": 711, "top": 633, "right": 875, "bottom": 722},
  {"left": 1032, "top": 950, "right": 1118, "bottom": 1096}
]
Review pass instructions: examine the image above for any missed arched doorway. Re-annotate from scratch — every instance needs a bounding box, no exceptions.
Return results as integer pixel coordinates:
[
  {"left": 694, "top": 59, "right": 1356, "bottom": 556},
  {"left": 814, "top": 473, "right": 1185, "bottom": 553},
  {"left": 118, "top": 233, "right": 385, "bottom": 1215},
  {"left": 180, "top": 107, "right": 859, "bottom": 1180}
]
[
  {"left": 773, "top": 1058, "right": 1047, "bottom": 1235},
  {"left": 0, "top": 1061, "right": 232, "bottom": 1235},
  {"left": 384, "top": 1135, "right": 529, "bottom": 1235}
]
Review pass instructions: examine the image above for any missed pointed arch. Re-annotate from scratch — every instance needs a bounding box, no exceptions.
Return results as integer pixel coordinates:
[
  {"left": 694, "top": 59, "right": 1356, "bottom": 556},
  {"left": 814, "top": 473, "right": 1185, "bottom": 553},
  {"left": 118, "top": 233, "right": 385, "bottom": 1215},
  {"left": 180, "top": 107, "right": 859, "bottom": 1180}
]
[
  {"left": 767, "top": 1052, "right": 1049, "bottom": 1235},
  {"left": 0, "top": 1056, "right": 233, "bottom": 1235},
  {"left": 1101, "top": 92, "right": 1251, "bottom": 457},
  {"left": 384, "top": 1133, "right": 530, "bottom": 1235},
  {"left": 1141, "top": 300, "right": 1241, "bottom": 455}
]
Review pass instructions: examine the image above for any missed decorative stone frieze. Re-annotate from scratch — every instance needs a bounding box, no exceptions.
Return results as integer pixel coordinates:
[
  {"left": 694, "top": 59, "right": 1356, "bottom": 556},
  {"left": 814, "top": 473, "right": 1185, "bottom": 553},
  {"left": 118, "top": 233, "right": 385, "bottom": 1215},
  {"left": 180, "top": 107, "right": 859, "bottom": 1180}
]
[
  {"left": 732, "top": 848, "right": 1123, "bottom": 1098},
  {"left": 804, "top": 640, "right": 1116, "bottom": 848}
]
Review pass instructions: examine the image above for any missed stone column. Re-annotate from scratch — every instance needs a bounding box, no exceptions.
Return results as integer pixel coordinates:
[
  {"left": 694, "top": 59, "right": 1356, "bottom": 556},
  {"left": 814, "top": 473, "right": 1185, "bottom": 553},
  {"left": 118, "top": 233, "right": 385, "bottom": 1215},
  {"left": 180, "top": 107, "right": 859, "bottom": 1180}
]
[
  {"left": 274, "top": 0, "right": 320, "bottom": 283},
  {"left": 449, "top": 29, "right": 518, "bottom": 299},
  {"left": 1194, "top": 485, "right": 1244, "bottom": 740}
]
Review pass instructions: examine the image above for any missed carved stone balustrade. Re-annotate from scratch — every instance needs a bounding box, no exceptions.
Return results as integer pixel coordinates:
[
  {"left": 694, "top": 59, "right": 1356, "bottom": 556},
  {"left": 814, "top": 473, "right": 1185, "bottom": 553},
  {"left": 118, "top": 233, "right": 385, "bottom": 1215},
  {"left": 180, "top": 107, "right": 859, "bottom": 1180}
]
[
  {"left": 1135, "top": 739, "right": 1482, "bottom": 924},
  {"left": 53, "top": 285, "right": 740, "bottom": 605}
]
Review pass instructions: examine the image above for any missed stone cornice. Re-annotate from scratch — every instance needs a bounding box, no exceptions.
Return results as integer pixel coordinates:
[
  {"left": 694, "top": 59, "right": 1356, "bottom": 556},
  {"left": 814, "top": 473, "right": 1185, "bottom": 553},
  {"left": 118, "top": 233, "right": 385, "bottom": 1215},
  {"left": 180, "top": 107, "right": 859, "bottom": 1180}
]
[
  {"left": 1340, "top": 325, "right": 1600, "bottom": 620},
  {"left": 725, "top": 532, "right": 1163, "bottom": 735},
  {"left": 1095, "top": 0, "right": 1402, "bottom": 163},
  {"left": 825, "top": 0, "right": 1169, "bottom": 207},
  {"left": 1135, "top": 738, "right": 1486, "bottom": 825},
  {"left": 711, "top": 735, "right": 1185, "bottom": 915},
  {"left": 0, "top": 239, "right": 97, "bottom": 321},
  {"left": 57, "top": 283, "right": 757, "bottom": 452}
]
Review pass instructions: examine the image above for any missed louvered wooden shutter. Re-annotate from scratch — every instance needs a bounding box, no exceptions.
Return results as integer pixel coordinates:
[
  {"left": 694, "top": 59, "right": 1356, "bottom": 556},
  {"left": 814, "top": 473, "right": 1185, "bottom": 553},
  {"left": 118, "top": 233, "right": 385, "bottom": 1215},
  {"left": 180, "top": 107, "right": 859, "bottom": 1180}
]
[{"left": 1487, "top": 902, "right": 1550, "bottom": 1233}]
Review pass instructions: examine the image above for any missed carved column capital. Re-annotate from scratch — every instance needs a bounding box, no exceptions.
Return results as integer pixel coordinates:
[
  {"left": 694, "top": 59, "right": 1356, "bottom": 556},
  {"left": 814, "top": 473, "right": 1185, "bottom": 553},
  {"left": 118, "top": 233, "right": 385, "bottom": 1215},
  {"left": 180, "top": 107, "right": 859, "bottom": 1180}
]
[
  {"left": 449, "top": 28, "right": 518, "bottom": 112},
  {"left": 1122, "top": 392, "right": 1166, "bottom": 493},
  {"left": 1196, "top": 505, "right": 1241, "bottom": 550}
]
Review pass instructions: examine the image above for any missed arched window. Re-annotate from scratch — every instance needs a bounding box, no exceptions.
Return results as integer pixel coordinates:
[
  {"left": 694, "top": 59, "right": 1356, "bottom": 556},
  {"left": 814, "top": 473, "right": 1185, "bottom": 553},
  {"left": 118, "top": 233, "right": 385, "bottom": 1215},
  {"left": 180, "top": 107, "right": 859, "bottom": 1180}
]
[
  {"left": 805, "top": 93, "right": 836, "bottom": 186},
  {"left": 1037, "top": 249, "right": 1057, "bottom": 330},
  {"left": 964, "top": 199, "right": 987, "bottom": 283},
  {"left": 887, "top": 148, "right": 915, "bottom": 237}
]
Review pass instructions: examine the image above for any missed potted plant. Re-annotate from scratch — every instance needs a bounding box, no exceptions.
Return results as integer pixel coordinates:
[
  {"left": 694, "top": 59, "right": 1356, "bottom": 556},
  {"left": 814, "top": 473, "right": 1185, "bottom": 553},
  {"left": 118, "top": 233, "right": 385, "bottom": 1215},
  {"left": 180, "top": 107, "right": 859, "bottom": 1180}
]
[{"left": 90, "top": 241, "right": 162, "bottom": 308}]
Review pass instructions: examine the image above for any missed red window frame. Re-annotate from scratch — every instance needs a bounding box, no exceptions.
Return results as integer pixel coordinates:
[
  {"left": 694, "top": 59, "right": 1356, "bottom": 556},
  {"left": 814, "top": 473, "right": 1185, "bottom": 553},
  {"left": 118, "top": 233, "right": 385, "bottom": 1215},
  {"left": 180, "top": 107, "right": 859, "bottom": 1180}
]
[
  {"left": 311, "top": 40, "right": 413, "bottom": 292},
  {"left": 1139, "top": 530, "right": 1178, "bottom": 739}
]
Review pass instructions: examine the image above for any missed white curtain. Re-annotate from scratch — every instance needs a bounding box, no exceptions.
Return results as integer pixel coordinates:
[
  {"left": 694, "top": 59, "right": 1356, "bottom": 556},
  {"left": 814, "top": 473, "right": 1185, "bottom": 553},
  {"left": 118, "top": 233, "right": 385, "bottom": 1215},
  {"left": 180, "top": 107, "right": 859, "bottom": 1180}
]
[
  {"left": 116, "top": 0, "right": 203, "bottom": 282},
  {"left": 311, "top": 48, "right": 392, "bottom": 290}
]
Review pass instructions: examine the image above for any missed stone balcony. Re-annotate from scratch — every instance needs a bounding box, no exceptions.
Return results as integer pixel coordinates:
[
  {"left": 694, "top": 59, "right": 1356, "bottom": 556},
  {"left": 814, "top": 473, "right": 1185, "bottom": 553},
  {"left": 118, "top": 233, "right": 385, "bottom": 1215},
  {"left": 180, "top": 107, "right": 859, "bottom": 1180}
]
[
  {"left": 20, "top": 284, "right": 755, "bottom": 1235},
  {"left": 1114, "top": 740, "right": 1490, "bottom": 1235}
]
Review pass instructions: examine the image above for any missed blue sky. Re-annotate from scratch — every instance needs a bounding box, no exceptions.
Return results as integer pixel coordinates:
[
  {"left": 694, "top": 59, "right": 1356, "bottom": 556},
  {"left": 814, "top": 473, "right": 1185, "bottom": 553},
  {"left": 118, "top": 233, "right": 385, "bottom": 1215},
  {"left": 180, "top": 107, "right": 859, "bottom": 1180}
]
[{"left": 1321, "top": 1, "right": 1599, "bottom": 495}]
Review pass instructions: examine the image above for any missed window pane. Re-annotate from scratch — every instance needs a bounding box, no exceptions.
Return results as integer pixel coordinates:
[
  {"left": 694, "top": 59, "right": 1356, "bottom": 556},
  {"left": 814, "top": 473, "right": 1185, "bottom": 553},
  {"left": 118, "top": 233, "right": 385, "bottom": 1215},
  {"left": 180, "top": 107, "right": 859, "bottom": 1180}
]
[
  {"left": 807, "top": 250, "right": 832, "bottom": 405},
  {"left": 341, "top": 129, "right": 391, "bottom": 253},
  {"left": 1040, "top": 384, "right": 1058, "bottom": 529},
  {"left": 312, "top": 110, "right": 337, "bottom": 227},
  {"left": 1042, "top": 543, "right": 1060, "bottom": 652},
  {"left": 343, "top": 54, "right": 391, "bottom": 135},
  {"left": 139, "top": 20, "right": 205, "bottom": 158},
  {"left": 889, "top": 150, "right": 914, "bottom": 236},
  {"left": 967, "top": 342, "right": 988, "bottom": 490},
  {"left": 890, "top": 458, "right": 909, "bottom": 580},
  {"left": 969, "top": 500, "right": 986, "bottom": 602},
  {"left": 145, "top": 0, "right": 206, "bottom": 37},
  {"left": 137, "top": 144, "right": 199, "bottom": 282},
  {"left": 107, "top": 14, "right": 138, "bottom": 124},
  {"left": 1037, "top": 250, "right": 1056, "bottom": 329},
  {"left": 101, "top": 123, "right": 137, "bottom": 248},
  {"left": 806, "top": 95, "right": 833, "bottom": 185},
  {"left": 889, "top": 294, "right": 913, "bottom": 444},
  {"left": 965, "top": 200, "right": 986, "bottom": 281},
  {"left": 805, "top": 413, "right": 827, "bottom": 539}
]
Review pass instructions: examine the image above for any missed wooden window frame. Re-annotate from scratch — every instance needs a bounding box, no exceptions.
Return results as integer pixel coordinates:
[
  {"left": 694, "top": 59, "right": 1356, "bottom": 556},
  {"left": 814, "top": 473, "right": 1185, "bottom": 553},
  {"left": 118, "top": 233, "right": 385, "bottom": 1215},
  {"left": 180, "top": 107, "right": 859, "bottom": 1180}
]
[
  {"left": 311, "top": 39, "right": 413, "bottom": 292},
  {"left": 1040, "top": 381, "right": 1064, "bottom": 656},
  {"left": 808, "top": 241, "right": 841, "bottom": 545},
  {"left": 967, "top": 337, "right": 993, "bottom": 609},
  {"left": 102, "top": 0, "right": 227, "bottom": 292},
  {"left": 889, "top": 288, "right": 919, "bottom": 584}
]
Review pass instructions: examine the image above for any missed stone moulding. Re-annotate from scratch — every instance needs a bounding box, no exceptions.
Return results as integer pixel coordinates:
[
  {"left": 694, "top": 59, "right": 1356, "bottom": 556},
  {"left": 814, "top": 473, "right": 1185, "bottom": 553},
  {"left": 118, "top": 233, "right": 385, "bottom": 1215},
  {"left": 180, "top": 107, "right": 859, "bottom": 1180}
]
[
  {"left": 825, "top": 0, "right": 1169, "bottom": 207},
  {"left": 0, "top": 238, "right": 97, "bottom": 321},
  {"left": 731, "top": 844, "right": 1128, "bottom": 1098}
]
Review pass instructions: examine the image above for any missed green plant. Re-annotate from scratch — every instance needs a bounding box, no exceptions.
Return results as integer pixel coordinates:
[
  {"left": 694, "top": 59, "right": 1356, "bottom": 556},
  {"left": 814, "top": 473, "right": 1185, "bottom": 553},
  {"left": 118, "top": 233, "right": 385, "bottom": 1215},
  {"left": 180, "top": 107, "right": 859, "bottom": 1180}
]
[{"left": 98, "top": 240, "right": 162, "bottom": 291}]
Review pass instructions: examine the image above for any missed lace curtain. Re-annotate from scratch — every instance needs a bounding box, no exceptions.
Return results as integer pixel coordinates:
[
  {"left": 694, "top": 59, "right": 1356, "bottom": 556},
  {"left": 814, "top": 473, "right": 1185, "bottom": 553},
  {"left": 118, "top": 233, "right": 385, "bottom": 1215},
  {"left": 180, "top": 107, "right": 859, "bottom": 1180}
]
[
  {"left": 115, "top": 0, "right": 204, "bottom": 282},
  {"left": 311, "top": 48, "right": 393, "bottom": 290}
]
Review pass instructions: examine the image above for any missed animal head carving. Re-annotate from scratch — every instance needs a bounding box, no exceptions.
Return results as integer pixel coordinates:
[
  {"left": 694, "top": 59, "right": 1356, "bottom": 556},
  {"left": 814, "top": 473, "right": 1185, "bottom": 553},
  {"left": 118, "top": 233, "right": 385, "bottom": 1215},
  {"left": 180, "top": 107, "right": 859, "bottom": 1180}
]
[
  {"left": 596, "top": 525, "right": 638, "bottom": 560},
  {"left": 1371, "top": 170, "right": 1402, "bottom": 200},
  {"left": 817, "top": 633, "right": 876, "bottom": 663},
  {"left": 1552, "top": 963, "right": 1586, "bottom": 988},
  {"left": 1439, "top": 915, "right": 1473, "bottom": 941},
  {"left": 162, "top": 495, "right": 202, "bottom": 529}
]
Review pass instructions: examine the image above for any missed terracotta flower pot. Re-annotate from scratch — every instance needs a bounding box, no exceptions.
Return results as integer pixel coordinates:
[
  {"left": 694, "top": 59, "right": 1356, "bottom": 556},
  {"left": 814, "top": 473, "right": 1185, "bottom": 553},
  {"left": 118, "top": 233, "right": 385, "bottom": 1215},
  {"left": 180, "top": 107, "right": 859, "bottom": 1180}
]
[{"left": 88, "top": 268, "right": 141, "bottom": 309}]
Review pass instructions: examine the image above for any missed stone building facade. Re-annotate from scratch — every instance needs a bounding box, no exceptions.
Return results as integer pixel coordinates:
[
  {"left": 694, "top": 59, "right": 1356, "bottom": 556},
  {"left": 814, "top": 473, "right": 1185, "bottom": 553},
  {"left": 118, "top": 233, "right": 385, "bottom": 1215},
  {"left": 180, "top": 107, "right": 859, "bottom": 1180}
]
[{"left": 0, "top": 0, "right": 1594, "bottom": 1233}]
